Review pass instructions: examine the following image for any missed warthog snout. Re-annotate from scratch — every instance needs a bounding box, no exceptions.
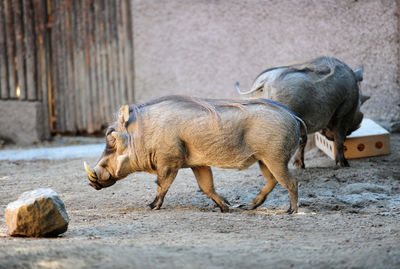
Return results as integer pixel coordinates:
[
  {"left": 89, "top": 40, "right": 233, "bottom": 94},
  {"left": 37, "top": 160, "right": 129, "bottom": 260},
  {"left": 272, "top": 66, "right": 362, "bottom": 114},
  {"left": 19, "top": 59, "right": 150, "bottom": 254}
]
[{"left": 84, "top": 162, "right": 116, "bottom": 190}]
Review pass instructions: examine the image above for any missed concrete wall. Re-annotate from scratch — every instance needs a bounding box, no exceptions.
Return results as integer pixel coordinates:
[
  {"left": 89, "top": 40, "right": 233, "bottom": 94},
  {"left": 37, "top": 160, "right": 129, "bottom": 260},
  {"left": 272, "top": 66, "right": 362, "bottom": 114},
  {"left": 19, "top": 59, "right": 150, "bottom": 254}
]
[
  {"left": 132, "top": 0, "right": 400, "bottom": 124},
  {"left": 0, "top": 101, "right": 50, "bottom": 145}
]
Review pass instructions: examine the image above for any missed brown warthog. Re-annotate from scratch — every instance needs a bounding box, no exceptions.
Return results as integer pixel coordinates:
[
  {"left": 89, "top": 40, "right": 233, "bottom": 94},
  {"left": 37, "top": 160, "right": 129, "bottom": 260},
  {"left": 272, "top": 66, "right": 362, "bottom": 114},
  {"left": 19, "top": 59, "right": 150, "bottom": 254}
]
[
  {"left": 236, "top": 56, "right": 369, "bottom": 168},
  {"left": 84, "top": 96, "right": 306, "bottom": 213}
]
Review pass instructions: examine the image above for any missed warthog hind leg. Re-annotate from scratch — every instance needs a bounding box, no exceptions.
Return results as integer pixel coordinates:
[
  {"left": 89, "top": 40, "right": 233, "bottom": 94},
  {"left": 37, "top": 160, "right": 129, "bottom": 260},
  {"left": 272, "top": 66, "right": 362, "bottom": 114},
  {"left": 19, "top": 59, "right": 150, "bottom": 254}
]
[
  {"left": 192, "top": 166, "right": 230, "bottom": 212},
  {"left": 333, "top": 124, "right": 350, "bottom": 167},
  {"left": 252, "top": 161, "right": 278, "bottom": 209},
  {"left": 264, "top": 161, "right": 298, "bottom": 214}
]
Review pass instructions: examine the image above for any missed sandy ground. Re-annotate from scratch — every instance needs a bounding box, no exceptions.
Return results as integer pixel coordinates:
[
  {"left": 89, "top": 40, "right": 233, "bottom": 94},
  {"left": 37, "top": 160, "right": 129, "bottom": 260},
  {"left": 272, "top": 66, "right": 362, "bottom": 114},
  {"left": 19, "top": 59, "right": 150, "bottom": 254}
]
[{"left": 0, "top": 134, "right": 399, "bottom": 269}]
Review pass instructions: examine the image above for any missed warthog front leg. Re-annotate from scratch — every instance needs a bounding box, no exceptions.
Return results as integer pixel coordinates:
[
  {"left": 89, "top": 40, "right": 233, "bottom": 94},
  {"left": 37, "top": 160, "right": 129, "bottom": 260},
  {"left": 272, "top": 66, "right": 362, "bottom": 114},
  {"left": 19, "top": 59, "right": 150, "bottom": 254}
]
[
  {"left": 191, "top": 166, "right": 230, "bottom": 212},
  {"left": 149, "top": 167, "right": 179, "bottom": 210}
]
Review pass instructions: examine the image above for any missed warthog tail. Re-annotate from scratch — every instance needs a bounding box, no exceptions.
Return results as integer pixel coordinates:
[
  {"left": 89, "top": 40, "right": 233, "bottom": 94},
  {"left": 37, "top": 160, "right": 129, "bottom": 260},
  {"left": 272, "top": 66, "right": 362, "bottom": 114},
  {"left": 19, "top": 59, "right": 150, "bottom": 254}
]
[
  {"left": 293, "top": 115, "right": 308, "bottom": 143},
  {"left": 235, "top": 82, "right": 262, "bottom": 95}
]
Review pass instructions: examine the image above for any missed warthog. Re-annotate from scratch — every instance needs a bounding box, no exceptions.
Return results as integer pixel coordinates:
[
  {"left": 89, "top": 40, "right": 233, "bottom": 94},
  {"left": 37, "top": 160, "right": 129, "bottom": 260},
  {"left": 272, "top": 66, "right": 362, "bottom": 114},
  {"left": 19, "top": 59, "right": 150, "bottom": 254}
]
[
  {"left": 84, "top": 96, "right": 306, "bottom": 213},
  {"left": 236, "top": 56, "right": 369, "bottom": 167}
]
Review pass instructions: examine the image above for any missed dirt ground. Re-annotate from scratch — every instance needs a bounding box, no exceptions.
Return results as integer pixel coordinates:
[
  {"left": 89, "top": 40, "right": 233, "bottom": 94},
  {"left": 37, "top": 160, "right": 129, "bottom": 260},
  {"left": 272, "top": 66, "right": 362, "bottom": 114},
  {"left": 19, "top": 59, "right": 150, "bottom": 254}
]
[{"left": 0, "top": 134, "right": 399, "bottom": 269}]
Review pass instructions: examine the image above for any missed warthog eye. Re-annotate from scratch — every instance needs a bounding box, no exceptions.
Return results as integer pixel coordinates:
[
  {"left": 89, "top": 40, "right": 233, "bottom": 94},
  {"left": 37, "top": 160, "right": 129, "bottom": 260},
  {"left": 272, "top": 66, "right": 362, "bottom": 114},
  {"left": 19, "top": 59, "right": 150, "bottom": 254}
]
[
  {"left": 105, "top": 128, "right": 117, "bottom": 147},
  {"left": 106, "top": 135, "right": 116, "bottom": 147},
  {"left": 104, "top": 135, "right": 117, "bottom": 155},
  {"left": 103, "top": 128, "right": 117, "bottom": 154}
]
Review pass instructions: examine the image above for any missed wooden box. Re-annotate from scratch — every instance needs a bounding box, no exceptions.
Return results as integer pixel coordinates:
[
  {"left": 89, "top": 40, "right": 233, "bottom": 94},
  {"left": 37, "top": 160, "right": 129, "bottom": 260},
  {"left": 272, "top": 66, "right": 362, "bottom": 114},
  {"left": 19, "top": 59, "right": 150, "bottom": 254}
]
[{"left": 315, "top": 118, "right": 391, "bottom": 160}]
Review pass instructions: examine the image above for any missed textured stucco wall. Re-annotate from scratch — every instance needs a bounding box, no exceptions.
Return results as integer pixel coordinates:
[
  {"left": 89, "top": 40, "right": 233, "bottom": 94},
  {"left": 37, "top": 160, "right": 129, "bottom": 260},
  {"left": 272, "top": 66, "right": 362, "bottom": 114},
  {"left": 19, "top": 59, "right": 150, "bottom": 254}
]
[
  {"left": 0, "top": 101, "right": 48, "bottom": 145},
  {"left": 132, "top": 0, "right": 400, "bottom": 123}
]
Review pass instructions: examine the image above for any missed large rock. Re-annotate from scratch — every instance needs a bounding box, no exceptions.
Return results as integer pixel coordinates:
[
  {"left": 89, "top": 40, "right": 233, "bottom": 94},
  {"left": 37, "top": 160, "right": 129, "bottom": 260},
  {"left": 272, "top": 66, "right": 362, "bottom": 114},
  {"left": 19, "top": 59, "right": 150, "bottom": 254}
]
[{"left": 5, "top": 188, "right": 69, "bottom": 237}]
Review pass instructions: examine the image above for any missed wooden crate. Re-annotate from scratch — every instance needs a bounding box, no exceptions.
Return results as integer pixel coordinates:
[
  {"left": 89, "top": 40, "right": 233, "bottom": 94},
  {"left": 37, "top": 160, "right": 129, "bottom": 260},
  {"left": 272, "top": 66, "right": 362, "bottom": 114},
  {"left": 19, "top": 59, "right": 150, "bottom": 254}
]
[{"left": 315, "top": 119, "right": 391, "bottom": 160}]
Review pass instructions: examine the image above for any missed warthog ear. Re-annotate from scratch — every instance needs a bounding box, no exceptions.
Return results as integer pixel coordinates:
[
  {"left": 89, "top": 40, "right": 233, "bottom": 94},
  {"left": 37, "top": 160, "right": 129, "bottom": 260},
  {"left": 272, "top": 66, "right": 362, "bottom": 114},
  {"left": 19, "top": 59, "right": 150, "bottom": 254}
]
[
  {"left": 111, "top": 132, "right": 128, "bottom": 151},
  {"left": 360, "top": 94, "right": 370, "bottom": 105},
  {"left": 354, "top": 67, "right": 363, "bottom": 82},
  {"left": 118, "top": 105, "right": 130, "bottom": 125},
  {"left": 116, "top": 154, "right": 130, "bottom": 177}
]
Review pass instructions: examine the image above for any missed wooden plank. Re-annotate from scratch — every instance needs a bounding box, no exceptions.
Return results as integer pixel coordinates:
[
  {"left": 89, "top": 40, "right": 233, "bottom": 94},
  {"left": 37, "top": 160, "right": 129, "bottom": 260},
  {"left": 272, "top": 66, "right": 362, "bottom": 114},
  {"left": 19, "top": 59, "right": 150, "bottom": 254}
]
[
  {"left": 101, "top": 0, "right": 112, "bottom": 124},
  {"left": 58, "top": 0, "right": 71, "bottom": 132},
  {"left": 104, "top": 0, "right": 114, "bottom": 122},
  {"left": 94, "top": 0, "right": 105, "bottom": 126},
  {"left": 58, "top": 0, "right": 66, "bottom": 131},
  {"left": 50, "top": 0, "right": 59, "bottom": 130},
  {"left": 58, "top": 0, "right": 66, "bottom": 132},
  {"left": 83, "top": 0, "right": 94, "bottom": 133},
  {"left": 128, "top": 0, "right": 135, "bottom": 103},
  {"left": 110, "top": 1, "right": 121, "bottom": 111},
  {"left": 51, "top": 0, "right": 65, "bottom": 132},
  {"left": 32, "top": 0, "right": 51, "bottom": 138},
  {"left": 111, "top": 1, "right": 120, "bottom": 115},
  {"left": 4, "top": 0, "right": 17, "bottom": 98},
  {"left": 69, "top": 0, "right": 83, "bottom": 131},
  {"left": 112, "top": 0, "right": 122, "bottom": 110},
  {"left": 44, "top": 0, "right": 51, "bottom": 137},
  {"left": 13, "top": 0, "right": 27, "bottom": 100},
  {"left": 0, "top": 0, "right": 9, "bottom": 99},
  {"left": 76, "top": 0, "right": 90, "bottom": 133},
  {"left": 64, "top": 0, "right": 77, "bottom": 133},
  {"left": 74, "top": 0, "right": 87, "bottom": 132},
  {"left": 22, "top": 0, "right": 37, "bottom": 100},
  {"left": 59, "top": 0, "right": 72, "bottom": 132},
  {"left": 32, "top": 0, "right": 46, "bottom": 102},
  {"left": 116, "top": 0, "right": 127, "bottom": 105},
  {"left": 32, "top": 0, "right": 45, "bottom": 101},
  {"left": 122, "top": 0, "right": 134, "bottom": 104},
  {"left": 87, "top": 0, "right": 101, "bottom": 131}
]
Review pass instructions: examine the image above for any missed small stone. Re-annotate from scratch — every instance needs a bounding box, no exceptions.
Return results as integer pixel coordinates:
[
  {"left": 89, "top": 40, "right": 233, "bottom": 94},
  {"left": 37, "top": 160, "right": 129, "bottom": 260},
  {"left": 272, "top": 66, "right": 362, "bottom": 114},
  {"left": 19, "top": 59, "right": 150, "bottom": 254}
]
[{"left": 5, "top": 188, "right": 69, "bottom": 237}]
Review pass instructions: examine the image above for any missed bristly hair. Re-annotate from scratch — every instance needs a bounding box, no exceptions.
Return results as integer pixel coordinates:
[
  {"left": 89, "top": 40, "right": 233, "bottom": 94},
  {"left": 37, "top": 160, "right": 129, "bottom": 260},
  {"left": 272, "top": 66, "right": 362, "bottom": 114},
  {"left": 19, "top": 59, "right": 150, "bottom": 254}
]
[
  {"left": 255, "top": 66, "right": 289, "bottom": 80},
  {"left": 278, "top": 56, "right": 338, "bottom": 82},
  {"left": 255, "top": 99, "right": 296, "bottom": 116},
  {"left": 123, "top": 95, "right": 297, "bottom": 125},
  {"left": 127, "top": 95, "right": 220, "bottom": 124}
]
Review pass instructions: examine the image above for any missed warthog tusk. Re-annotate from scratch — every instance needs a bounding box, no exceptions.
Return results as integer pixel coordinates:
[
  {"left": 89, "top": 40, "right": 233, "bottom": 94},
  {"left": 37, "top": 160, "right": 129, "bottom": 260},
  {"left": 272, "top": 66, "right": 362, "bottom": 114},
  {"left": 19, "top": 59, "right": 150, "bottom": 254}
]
[{"left": 84, "top": 161, "right": 98, "bottom": 182}]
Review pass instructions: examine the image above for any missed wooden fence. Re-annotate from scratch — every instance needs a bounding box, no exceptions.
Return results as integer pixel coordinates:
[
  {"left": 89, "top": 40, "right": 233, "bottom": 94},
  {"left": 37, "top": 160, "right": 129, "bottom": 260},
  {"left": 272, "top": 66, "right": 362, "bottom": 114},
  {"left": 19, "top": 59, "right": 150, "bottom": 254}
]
[
  {"left": 0, "top": 0, "right": 50, "bottom": 102},
  {"left": 0, "top": 0, "right": 135, "bottom": 134}
]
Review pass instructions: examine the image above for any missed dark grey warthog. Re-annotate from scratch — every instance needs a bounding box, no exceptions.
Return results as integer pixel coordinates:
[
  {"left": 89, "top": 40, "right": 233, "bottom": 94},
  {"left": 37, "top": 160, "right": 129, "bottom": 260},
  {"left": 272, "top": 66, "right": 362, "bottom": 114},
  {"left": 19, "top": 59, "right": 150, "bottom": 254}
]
[
  {"left": 236, "top": 56, "right": 369, "bottom": 168},
  {"left": 84, "top": 96, "right": 306, "bottom": 213}
]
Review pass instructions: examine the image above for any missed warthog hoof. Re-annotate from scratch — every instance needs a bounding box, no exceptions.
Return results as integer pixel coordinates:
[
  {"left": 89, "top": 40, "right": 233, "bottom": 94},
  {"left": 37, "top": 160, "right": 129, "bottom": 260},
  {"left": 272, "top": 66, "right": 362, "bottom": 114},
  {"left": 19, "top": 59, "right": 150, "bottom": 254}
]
[
  {"left": 286, "top": 205, "right": 298, "bottom": 214},
  {"left": 293, "top": 159, "right": 305, "bottom": 169},
  {"left": 148, "top": 196, "right": 163, "bottom": 210},
  {"left": 219, "top": 204, "right": 230, "bottom": 213},
  {"left": 251, "top": 196, "right": 267, "bottom": 210},
  {"left": 336, "top": 158, "right": 350, "bottom": 167}
]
